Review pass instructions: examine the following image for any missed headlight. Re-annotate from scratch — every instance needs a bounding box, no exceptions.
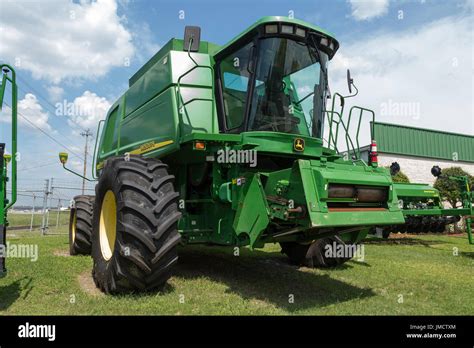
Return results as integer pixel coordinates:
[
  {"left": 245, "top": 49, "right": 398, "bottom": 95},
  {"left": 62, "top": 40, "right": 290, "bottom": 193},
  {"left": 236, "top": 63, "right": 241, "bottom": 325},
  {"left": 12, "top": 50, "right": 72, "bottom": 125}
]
[
  {"left": 281, "top": 24, "right": 294, "bottom": 34},
  {"left": 295, "top": 27, "right": 306, "bottom": 37},
  {"left": 265, "top": 24, "right": 278, "bottom": 34}
]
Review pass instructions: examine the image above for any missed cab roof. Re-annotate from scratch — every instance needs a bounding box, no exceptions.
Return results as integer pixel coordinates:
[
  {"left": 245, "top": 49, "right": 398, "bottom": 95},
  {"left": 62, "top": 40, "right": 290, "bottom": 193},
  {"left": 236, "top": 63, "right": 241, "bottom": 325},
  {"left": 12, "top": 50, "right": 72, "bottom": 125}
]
[{"left": 214, "top": 16, "right": 340, "bottom": 58}]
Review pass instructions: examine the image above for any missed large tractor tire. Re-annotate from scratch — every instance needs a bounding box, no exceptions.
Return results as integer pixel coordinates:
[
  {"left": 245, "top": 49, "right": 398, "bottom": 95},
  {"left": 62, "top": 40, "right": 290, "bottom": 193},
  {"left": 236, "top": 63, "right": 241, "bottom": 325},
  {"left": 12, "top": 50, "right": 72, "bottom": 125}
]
[
  {"left": 280, "top": 236, "right": 353, "bottom": 268},
  {"left": 91, "top": 155, "right": 182, "bottom": 294},
  {"left": 69, "top": 195, "right": 95, "bottom": 255},
  {"left": 382, "top": 228, "right": 391, "bottom": 239}
]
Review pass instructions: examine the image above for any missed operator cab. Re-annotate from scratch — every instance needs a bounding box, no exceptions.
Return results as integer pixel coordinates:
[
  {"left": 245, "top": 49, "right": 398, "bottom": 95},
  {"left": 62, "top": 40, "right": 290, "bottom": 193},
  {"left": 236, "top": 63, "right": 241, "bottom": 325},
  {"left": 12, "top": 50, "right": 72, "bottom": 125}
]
[{"left": 214, "top": 17, "right": 339, "bottom": 139}]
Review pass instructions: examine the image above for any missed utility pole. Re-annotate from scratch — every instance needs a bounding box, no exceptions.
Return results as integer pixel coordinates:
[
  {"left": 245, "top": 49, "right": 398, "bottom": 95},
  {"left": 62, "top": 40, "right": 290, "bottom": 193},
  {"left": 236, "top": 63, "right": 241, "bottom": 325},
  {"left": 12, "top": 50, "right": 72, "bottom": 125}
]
[
  {"left": 29, "top": 193, "right": 36, "bottom": 232},
  {"left": 80, "top": 129, "right": 92, "bottom": 195},
  {"left": 45, "top": 178, "right": 53, "bottom": 232},
  {"left": 40, "top": 179, "right": 50, "bottom": 235},
  {"left": 56, "top": 198, "right": 61, "bottom": 230}
]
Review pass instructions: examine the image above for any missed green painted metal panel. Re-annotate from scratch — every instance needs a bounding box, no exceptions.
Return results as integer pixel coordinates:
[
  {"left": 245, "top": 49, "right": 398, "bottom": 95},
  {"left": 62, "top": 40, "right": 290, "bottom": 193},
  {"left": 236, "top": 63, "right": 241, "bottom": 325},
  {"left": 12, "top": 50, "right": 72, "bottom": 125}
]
[
  {"left": 125, "top": 51, "right": 213, "bottom": 117},
  {"left": 392, "top": 182, "right": 439, "bottom": 198},
  {"left": 241, "top": 132, "right": 323, "bottom": 158},
  {"left": 233, "top": 173, "right": 270, "bottom": 249},
  {"left": 179, "top": 86, "right": 215, "bottom": 136},
  {"left": 129, "top": 39, "right": 220, "bottom": 87},
  {"left": 118, "top": 87, "right": 178, "bottom": 152},
  {"left": 372, "top": 122, "right": 474, "bottom": 163}
]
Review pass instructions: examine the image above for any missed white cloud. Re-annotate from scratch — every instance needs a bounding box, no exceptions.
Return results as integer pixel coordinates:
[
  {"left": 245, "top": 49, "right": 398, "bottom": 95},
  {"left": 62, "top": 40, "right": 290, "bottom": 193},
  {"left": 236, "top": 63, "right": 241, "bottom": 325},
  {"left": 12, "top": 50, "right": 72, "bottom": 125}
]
[
  {"left": 0, "top": 93, "right": 52, "bottom": 131},
  {"left": 132, "top": 22, "right": 161, "bottom": 64},
  {"left": 327, "top": 13, "right": 473, "bottom": 150},
  {"left": 47, "top": 86, "right": 65, "bottom": 103},
  {"left": 460, "top": 0, "right": 474, "bottom": 11},
  {"left": 0, "top": 0, "right": 134, "bottom": 83},
  {"left": 348, "top": 0, "right": 389, "bottom": 21},
  {"left": 65, "top": 91, "right": 111, "bottom": 130}
]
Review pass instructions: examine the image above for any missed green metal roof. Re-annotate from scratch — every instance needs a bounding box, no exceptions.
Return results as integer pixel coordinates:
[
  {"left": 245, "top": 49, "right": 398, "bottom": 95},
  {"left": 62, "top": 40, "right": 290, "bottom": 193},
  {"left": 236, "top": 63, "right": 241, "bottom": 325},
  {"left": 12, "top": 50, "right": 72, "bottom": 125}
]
[{"left": 372, "top": 122, "right": 474, "bottom": 163}]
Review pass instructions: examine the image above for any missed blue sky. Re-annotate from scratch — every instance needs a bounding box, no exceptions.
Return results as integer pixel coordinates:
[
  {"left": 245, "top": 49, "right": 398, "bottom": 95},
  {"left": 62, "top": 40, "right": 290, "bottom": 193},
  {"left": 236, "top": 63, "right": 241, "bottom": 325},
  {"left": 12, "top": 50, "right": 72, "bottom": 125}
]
[{"left": 0, "top": 0, "right": 472, "bottom": 205}]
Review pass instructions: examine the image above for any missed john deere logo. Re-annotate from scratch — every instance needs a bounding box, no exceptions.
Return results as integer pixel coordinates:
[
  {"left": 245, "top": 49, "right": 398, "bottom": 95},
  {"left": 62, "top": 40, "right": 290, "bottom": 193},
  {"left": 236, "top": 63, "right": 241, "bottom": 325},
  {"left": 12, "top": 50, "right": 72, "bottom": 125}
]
[{"left": 294, "top": 138, "right": 305, "bottom": 152}]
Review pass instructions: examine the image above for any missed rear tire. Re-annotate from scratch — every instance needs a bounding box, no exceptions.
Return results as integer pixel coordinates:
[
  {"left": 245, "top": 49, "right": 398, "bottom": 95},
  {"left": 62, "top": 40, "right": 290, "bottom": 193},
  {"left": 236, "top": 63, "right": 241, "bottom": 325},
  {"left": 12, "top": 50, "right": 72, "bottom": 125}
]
[
  {"left": 91, "top": 155, "right": 182, "bottom": 294},
  {"left": 69, "top": 195, "right": 95, "bottom": 255}
]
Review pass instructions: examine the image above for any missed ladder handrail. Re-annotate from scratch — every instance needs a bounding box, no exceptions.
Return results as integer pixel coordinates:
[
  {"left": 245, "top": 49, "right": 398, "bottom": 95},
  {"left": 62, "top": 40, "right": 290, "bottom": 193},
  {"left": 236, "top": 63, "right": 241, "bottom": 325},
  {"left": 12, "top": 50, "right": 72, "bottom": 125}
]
[
  {"left": 176, "top": 39, "right": 216, "bottom": 135},
  {"left": 0, "top": 64, "right": 17, "bottom": 210},
  {"left": 346, "top": 105, "right": 375, "bottom": 160},
  {"left": 327, "top": 88, "right": 376, "bottom": 161}
]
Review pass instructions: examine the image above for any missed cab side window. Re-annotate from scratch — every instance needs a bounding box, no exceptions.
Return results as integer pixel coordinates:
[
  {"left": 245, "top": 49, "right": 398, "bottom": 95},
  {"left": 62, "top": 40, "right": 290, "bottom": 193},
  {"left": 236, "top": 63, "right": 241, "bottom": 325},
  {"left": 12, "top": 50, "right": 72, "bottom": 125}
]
[
  {"left": 100, "top": 106, "right": 119, "bottom": 154},
  {"left": 219, "top": 42, "right": 254, "bottom": 130}
]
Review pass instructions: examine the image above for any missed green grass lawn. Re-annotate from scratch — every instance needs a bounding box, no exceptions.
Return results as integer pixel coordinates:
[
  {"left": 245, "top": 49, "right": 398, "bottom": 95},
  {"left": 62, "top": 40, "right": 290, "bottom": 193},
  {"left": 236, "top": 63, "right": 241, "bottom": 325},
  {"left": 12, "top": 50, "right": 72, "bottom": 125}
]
[
  {"left": 1, "top": 229, "right": 473, "bottom": 315},
  {"left": 7, "top": 212, "right": 70, "bottom": 230}
]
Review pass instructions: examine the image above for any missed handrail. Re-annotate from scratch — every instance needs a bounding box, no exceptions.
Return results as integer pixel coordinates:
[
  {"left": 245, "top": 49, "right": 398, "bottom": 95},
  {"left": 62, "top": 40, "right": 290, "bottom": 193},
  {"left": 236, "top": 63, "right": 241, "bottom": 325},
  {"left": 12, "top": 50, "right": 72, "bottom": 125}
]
[
  {"left": 323, "top": 110, "right": 342, "bottom": 152},
  {"left": 327, "top": 92, "right": 345, "bottom": 150},
  {"left": 347, "top": 106, "right": 375, "bottom": 159},
  {"left": 324, "top": 109, "right": 358, "bottom": 157},
  {"left": 91, "top": 119, "right": 104, "bottom": 179},
  {"left": 0, "top": 64, "right": 17, "bottom": 210},
  {"left": 326, "top": 83, "right": 375, "bottom": 161},
  {"left": 176, "top": 39, "right": 215, "bottom": 134}
]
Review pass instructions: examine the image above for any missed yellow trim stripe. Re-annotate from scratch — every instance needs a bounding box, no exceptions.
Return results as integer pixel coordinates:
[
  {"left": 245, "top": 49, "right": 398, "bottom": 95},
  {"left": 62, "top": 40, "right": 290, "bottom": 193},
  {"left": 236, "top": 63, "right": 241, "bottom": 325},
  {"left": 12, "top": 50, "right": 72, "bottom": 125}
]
[
  {"left": 128, "top": 140, "right": 174, "bottom": 155},
  {"left": 96, "top": 140, "right": 174, "bottom": 169}
]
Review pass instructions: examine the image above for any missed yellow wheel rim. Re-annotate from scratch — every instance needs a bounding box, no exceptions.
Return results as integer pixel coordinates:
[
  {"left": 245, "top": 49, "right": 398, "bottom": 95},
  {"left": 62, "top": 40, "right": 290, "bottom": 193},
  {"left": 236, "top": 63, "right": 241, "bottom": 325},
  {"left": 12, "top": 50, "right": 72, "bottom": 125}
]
[
  {"left": 71, "top": 211, "right": 77, "bottom": 243},
  {"left": 99, "top": 190, "right": 117, "bottom": 261}
]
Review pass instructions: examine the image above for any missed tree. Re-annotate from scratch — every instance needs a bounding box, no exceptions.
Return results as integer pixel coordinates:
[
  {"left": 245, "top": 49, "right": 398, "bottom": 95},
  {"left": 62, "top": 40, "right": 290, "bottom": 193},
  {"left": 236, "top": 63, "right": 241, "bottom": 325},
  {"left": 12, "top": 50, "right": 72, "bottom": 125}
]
[
  {"left": 384, "top": 164, "right": 410, "bottom": 183},
  {"left": 433, "top": 167, "right": 474, "bottom": 208},
  {"left": 391, "top": 170, "right": 410, "bottom": 183}
]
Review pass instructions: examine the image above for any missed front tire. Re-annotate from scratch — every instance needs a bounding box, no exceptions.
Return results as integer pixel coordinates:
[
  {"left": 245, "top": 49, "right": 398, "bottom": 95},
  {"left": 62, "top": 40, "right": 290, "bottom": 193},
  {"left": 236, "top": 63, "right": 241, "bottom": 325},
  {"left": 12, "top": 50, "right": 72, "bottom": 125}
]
[
  {"left": 69, "top": 195, "right": 95, "bottom": 255},
  {"left": 281, "top": 236, "right": 353, "bottom": 268},
  {"left": 92, "top": 155, "right": 182, "bottom": 294}
]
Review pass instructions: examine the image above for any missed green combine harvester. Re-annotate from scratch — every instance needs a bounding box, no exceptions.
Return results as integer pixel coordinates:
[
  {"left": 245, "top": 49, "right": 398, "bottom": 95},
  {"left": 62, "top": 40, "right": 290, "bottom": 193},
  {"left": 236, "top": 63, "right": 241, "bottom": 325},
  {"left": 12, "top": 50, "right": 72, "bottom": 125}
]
[
  {"left": 59, "top": 16, "right": 469, "bottom": 294},
  {"left": 0, "top": 64, "right": 18, "bottom": 278}
]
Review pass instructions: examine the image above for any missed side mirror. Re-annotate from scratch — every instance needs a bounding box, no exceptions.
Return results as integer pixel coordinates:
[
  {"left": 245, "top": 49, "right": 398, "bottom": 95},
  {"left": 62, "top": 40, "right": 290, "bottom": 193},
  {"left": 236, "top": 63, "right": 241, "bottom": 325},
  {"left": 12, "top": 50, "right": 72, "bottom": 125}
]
[
  {"left": 431, "top": 165, "right": 442, "bottom": 178},
  {"left": 390, "top": 162, "right": 400, "bottom": 176},
  {"left": 183, "top": 26, "right": 201, "bottom": 52},
  {"left": 347, "top": 69, "right": 353, "bottom": 94},
  {"left": 59, "top": 152, "right": 68, "bottom": 164}
]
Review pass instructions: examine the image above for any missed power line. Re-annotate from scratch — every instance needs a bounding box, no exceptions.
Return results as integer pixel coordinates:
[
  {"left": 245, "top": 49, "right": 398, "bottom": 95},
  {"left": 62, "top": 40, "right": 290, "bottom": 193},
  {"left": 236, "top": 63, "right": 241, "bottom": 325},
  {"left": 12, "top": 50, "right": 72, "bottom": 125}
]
[
  {"left": 14, "top": 83, "right": 94, "bottom": 159},
  {"left": 53, "top": 186, "right": 95, "bottom": 191},
  {"left": 11, "top": 73, "right": 96, "bottom": 161},
  {"left": 2, "top": 71, "right": 97, "bottom": 161},
  {"left": 17, "top": 160, "right": 58, "bottom": 172},
  {"left": 3, "top": 101, "right": 85, "bottom": 161},
  {"left": 15, "top": 73, "right": 94, "bottom": 138}
]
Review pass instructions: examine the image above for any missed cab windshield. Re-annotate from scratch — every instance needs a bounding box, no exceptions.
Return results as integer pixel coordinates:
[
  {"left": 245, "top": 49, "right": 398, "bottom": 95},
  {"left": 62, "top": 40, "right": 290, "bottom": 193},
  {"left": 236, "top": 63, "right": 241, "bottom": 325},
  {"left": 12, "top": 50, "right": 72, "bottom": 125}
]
[{"left": 247, "top": 37, "right": 328, "bottom": 137}]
